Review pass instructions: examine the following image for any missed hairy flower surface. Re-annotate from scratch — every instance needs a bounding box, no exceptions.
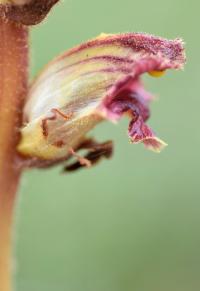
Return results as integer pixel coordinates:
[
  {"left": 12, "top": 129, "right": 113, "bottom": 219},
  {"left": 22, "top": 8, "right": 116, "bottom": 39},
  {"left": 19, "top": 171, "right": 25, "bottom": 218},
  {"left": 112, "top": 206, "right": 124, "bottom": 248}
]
[{"left": 17, "top": 33, "right": 185, "bottom": 169}]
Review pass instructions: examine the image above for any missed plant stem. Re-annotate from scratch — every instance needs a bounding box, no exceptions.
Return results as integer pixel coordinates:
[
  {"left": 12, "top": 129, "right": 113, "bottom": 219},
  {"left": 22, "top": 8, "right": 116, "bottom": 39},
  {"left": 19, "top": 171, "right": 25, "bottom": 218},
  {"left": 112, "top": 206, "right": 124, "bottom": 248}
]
[{"left": 0, "top": 19, "right": 28, "bottom": 291}]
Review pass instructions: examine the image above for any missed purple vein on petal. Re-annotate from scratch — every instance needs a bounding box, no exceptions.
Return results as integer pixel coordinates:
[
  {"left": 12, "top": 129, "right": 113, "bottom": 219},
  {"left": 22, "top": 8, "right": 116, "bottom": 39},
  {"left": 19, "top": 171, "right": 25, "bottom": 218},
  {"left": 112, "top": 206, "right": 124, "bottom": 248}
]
[{"left": 35, "top": 55, "right": 135, "bottom": 86}]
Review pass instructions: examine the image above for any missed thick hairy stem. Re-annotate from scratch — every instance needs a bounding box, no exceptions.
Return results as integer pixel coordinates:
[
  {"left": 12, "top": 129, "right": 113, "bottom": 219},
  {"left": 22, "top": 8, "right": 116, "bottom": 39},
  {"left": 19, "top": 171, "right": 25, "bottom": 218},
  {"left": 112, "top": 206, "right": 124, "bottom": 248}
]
[{"left": 0, "top": 19, "right": 28, "bottom": 291}]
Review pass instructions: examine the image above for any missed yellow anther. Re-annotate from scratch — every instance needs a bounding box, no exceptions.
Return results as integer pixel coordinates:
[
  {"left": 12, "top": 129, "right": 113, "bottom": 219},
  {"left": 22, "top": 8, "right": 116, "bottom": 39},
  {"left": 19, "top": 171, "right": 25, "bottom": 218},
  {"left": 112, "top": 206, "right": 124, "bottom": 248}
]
[{"left": 148, "top": 70, "right": 166, "bottom": 77}]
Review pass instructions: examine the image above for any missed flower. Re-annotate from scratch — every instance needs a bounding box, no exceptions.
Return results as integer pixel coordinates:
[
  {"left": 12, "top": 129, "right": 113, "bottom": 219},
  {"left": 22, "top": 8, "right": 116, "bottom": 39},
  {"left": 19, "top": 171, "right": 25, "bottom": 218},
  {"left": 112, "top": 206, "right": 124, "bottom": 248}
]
[
  {"left": 0, "top": 0, "right": 59, "bottom": 25},
  {"left": 17, "top": 33, "right": 185, "bottom": 171}
]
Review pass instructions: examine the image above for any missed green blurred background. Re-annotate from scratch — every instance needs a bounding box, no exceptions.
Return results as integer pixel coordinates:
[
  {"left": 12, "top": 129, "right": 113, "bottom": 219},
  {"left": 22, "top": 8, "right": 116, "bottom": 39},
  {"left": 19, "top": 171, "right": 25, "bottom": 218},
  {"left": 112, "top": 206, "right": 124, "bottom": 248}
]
[{"left": 15, "top": 0, "right": 200, "bottom": 290}]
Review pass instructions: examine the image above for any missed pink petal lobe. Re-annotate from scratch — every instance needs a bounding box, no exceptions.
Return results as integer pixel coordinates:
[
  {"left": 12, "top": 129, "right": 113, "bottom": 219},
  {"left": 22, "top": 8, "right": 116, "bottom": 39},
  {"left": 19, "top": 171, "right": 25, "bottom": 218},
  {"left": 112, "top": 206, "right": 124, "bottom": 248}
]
[
  {"left": 128, "top": 116, "right": 167, "bottom": 152},
  {"left": 101, "top": 80, "right": 166, "bottom": 152}
]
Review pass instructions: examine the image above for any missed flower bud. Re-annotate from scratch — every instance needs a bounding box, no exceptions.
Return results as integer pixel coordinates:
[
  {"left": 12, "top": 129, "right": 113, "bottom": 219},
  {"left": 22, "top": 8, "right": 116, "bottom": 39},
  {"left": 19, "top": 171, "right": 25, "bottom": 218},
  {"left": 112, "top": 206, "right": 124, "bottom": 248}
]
[{"left": 17, "top": 33, "right": 185, "bottom": 167}]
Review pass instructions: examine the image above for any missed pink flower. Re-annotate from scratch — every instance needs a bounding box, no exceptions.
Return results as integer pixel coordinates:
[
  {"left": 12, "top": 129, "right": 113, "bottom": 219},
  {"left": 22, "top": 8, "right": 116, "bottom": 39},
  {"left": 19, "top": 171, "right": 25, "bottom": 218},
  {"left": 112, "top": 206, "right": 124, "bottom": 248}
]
[{"left": 17, "top": 33, "right": 185, "bottom": 171}]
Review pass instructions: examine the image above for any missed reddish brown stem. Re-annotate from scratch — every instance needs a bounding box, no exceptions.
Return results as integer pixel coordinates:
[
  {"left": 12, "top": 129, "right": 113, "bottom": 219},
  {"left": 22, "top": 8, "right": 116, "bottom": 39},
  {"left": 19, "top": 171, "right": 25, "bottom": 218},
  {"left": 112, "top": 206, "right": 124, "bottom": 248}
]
[{"left": 0, "top": 19, "right": 28, "bottom": 291}]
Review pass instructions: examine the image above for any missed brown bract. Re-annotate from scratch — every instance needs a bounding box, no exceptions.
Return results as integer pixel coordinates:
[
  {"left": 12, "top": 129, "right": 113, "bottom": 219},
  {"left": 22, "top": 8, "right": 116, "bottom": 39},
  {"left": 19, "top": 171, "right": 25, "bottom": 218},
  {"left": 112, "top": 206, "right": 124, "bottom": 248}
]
[{"left": 0, "top": 0, "right": 59, "bottom": 25}]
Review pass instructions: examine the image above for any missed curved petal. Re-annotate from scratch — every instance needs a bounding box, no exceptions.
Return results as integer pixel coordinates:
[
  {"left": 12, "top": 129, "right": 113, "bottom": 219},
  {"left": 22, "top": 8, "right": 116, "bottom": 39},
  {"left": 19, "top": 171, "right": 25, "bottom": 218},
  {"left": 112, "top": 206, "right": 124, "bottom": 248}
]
[{"left": 17, "top": 33, "right": 185, "bottom": 161}]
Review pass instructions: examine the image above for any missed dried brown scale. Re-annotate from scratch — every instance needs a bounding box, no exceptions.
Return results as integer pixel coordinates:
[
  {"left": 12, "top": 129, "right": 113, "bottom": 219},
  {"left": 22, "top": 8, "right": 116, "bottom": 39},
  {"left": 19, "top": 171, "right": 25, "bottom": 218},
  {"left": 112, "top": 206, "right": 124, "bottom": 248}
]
[
  {"left": 63, "top": 140, "right": 114, "bottom": 172},
  {"left": 0, "top": 0, "right": 59, "bottom": 25},
  {"left": 15, "top": 138, "right": 114, "bottom": 172}
]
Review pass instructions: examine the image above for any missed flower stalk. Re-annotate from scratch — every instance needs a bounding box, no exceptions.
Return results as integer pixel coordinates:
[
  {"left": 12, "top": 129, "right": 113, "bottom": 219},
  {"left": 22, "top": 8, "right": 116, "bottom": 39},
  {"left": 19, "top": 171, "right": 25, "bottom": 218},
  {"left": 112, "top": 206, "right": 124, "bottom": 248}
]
[{"left": 0, "top": 18, "right": 28, "bottom": 291}]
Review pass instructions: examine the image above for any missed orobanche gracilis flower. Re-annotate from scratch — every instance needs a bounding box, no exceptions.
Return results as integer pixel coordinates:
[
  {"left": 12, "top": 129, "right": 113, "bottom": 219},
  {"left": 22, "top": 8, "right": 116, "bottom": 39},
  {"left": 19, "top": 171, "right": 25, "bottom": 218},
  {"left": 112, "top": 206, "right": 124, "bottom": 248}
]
[{"left": 17, "top": 33, "right": 185, "bottom": 172}]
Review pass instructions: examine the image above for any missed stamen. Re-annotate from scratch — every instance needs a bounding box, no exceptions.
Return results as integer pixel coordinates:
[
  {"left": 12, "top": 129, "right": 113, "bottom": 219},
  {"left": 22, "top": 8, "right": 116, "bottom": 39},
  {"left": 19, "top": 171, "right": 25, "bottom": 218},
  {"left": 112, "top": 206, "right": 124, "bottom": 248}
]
[
  {"left": 68, "top": 148, "right": 91, "bottom": 168},
  {"left": 148, "top": 70, "right": 166, "bottom": 77}
]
